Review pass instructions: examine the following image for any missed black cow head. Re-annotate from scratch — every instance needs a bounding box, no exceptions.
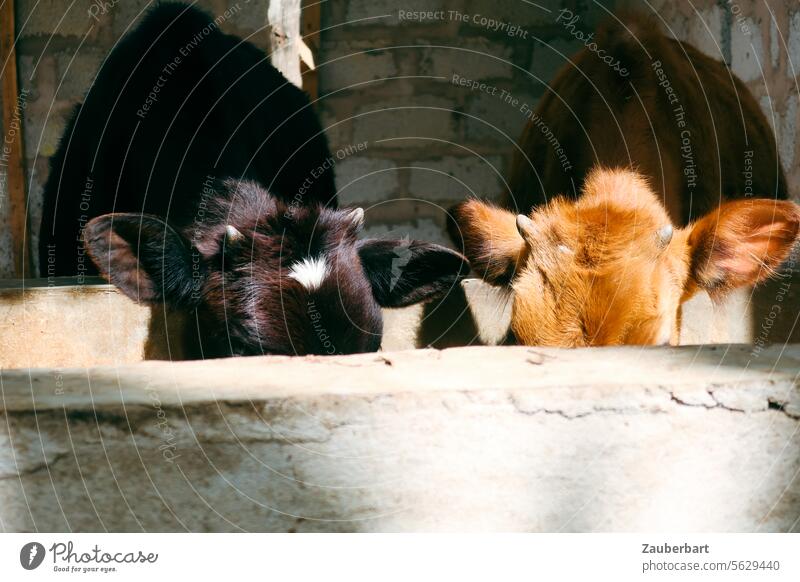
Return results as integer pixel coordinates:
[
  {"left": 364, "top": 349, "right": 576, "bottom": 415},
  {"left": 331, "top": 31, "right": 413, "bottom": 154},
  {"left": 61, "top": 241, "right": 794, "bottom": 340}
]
[{"left": 83, "top": 179, "right": 469, "bottom": 356}]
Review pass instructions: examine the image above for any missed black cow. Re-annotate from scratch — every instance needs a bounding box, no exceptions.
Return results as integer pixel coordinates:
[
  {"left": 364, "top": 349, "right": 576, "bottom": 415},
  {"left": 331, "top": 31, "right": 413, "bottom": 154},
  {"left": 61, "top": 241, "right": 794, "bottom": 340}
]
[{"left": 42, "top": 3, "right": 468, "bottom": 356}]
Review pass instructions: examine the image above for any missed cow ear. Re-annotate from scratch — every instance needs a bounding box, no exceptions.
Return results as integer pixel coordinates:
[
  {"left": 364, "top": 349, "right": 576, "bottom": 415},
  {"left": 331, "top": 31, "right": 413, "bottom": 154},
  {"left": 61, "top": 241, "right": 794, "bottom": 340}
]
[
  {"left": 447, "top": 199, "right": 526, "bottom": 285},
  {"left": 83, "top": 213, "right": 200, "bottom": 306},
  {"left": 687, "top": 199, "right": 800, "bottom": 296},
  {"left": 357, "top": 239, "right": 470, "bottom": 307}
]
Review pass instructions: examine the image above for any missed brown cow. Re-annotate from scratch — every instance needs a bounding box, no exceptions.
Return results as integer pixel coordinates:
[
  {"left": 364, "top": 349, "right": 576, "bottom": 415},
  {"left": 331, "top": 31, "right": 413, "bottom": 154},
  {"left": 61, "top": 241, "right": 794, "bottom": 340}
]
[
  {"left": 450, "top": 15, "right": 799, "bottom": 347},
  {"left": 506, "top": 13, "right": 787, "bottom": 224}
]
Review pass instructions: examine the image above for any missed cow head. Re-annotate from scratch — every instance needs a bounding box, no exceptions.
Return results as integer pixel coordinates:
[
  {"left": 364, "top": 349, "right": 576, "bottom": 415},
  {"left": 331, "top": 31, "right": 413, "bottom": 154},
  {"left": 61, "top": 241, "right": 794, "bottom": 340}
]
[
  {"left": 450, "top": 167, "right": 800, "bottom": 346},
  {"left": 84, "top": 179, "right": 469, "bottom": 356}
]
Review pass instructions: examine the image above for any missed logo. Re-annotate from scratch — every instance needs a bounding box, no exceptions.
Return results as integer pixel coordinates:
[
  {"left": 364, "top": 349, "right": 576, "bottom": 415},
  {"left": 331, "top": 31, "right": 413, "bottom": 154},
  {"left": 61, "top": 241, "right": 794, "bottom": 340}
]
[{"left": 20, "top": 542, "right": 45, "bottom": 570}]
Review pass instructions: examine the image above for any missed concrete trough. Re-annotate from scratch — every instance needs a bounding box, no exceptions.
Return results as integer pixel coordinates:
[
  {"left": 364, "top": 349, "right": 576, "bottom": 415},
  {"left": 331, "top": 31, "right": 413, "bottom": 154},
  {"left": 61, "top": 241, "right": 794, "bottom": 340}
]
[
  {"left": 0, "top": 278, "right": 799, "bottom": 532},
  {"left": 0, "top": 344, "right": 799, "bottom": 532}
]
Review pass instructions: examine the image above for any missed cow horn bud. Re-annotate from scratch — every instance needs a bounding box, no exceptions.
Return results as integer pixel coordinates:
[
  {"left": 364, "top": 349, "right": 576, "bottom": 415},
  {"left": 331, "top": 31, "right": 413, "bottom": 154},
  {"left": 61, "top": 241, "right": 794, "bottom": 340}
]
[
  {"left": 516, "top": 214, "right": 536, "bottom": 241},
  {"left": 225, "top": 224, "right": 244, "bottom": 243},
  {"left": 346, "top": 207, "right": 365, "bottom": 231},
  {"left": 657, "top": 224, "right": 673, "bottom": 248}
]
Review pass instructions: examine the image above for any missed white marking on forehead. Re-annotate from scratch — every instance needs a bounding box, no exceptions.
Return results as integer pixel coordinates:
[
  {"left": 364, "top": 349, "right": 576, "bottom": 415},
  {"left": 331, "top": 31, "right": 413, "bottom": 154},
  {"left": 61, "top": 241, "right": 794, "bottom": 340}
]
[{"left": 288, "top": 256, "right": 329, "bottom": 291}]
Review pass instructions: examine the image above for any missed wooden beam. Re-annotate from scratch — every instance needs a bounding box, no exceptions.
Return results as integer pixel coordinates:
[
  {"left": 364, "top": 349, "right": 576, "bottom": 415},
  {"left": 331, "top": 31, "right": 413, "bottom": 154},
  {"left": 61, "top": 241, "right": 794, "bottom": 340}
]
[
  {"left": 0, "top": 0, "right": 31, "bottom": 277},
  {"left": 268, "top": 0, "right": 303, "bottom": 87}
]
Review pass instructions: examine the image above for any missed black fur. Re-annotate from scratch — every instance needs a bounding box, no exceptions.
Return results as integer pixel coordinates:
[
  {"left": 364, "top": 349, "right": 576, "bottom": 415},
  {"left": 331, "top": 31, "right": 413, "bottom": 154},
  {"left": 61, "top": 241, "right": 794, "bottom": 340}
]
[
  {"left": 40, "top": 2, "right": 336, "bottom": 276},
  {"left": 84, "top": 179, "right": 470, "bottom": 356},
  {"left": 44, "top": 3, "right": 470, "bottom": 357}
]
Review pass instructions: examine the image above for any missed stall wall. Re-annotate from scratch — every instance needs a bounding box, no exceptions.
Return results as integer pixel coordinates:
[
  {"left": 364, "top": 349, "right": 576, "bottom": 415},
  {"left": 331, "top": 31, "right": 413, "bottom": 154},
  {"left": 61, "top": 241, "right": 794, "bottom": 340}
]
[
  {"left": 1, "top": 0, "right": 273, "bottom": 277},
  {"left": 316, "top": 0, "right": 615, "bottom": 244},
  {"left": 2, "top": 1, "right": 800, "bottom": 276}
]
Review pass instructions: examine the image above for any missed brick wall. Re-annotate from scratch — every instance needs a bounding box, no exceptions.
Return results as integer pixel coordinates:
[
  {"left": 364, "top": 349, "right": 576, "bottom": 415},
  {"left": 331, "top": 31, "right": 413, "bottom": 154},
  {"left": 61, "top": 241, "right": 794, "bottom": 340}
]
[
  {"left": 1, "top": 0, "right": 272, "bottom": 278},
  {"left": 2, "top": 0, "right": 800, "bottom": 278},
  {"left": 317, "top": 0, "right": 615, "bottom": 245}
]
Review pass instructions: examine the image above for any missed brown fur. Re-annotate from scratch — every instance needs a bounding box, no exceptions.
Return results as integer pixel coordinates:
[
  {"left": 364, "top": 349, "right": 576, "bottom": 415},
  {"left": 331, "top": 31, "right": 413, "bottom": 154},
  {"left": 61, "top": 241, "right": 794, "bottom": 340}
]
[
  {"left": 505, "top": 14, "right": 787, "bottom": 225},
  {"left": 451, "top": 15, "right": 798, "bottom": 347},
  {"left": 453, "top": 168, "right": 799, "bottom": 346}
]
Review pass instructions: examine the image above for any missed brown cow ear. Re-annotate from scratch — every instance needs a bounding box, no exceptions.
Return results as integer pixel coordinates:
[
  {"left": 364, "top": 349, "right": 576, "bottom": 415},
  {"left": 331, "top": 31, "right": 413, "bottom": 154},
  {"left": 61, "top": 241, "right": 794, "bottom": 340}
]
[
  {"left": 687, "top": 199, "right": 800, "bottom": 296},
  {"left": 447, "top": 199, "right": 526, "bottom": 285},
  {"left": 83, "top": 213, "right": 200, "bottom": 306}
]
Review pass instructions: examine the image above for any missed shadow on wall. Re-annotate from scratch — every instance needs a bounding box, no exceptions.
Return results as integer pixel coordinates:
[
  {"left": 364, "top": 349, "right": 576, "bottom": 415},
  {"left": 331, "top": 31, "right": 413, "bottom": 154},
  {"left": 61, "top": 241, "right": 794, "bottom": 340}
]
[{"left": 752, "top": 263, "right": 800, "bottom": 351}]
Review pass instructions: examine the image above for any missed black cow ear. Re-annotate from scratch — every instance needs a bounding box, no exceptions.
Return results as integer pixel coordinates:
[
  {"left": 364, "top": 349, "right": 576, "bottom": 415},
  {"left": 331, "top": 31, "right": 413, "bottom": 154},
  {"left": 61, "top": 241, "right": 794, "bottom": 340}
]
[
  {"left": 357, "top": 239, "right": 470, "bottom": 307},
  {"left": 83, "top": 213, "right": 200, "bottom": 306}
]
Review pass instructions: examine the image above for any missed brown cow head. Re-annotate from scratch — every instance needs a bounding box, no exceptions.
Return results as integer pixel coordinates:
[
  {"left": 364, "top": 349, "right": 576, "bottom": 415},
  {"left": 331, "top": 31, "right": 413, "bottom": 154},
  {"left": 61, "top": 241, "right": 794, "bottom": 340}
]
[{"left": 450, "top": 167, "right": 800, "bottom": 346}]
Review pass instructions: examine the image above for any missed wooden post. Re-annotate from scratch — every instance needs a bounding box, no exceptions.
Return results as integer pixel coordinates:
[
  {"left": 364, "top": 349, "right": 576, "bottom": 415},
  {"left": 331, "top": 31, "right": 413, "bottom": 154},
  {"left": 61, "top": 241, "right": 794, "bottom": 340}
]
[
  {"left": 301, "top": 0, "right": 320, "bottom": 101},
  {"left": 0, "top": 0, "right": 31, "bottom": 277},
  {"left": 268, "top": 0, "right": 318, "bottom": 98},
  {"left": 268, "top": 0, "right": 303, "bottom": 87}
]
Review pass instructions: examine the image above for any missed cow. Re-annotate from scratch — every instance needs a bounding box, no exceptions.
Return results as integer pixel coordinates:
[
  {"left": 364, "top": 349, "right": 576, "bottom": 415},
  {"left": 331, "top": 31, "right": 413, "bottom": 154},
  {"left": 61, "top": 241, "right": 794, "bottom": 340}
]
[
  {"left": 41, "top": 3, "right": 469, "bottom": 357},
  {"left": 505, "top": 12, "right": 788, "bottom": 224},
  {"left": 449, "top": 15, "right": 799, "bottom": 347}
]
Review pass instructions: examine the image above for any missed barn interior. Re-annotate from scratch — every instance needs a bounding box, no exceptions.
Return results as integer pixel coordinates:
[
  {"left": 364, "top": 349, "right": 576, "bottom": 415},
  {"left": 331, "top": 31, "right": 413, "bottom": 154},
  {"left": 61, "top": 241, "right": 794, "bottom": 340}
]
[{"left": 1, "top": 0, "right": 799, "bottom": 532}]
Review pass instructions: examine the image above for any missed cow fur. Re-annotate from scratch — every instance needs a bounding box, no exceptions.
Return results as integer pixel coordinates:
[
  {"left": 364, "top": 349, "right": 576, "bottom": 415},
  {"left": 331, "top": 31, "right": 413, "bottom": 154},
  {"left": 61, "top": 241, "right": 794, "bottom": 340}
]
[
  {"left": 504, "top": 13, "right": 787, "bottom": 225},
  {"left": 40, "top": 2, "right": 336, "bottom": 277},
  {"left": 43, "top": 3, "right": 470, "bottom": 356},
  {"left": 451, "top": 15, "right": 799, "bottom": 347}
]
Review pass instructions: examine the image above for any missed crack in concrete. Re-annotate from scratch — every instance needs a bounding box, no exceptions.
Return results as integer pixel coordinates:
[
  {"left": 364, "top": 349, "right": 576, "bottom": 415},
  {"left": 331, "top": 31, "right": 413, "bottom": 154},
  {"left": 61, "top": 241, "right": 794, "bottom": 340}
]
[
  {"left": 0, "top": 451, "right": 68, "bottom": 481},
  {"left": 706, "top": 390, "right": 748, "bottom": 414},
  {"left": 507, "top": 393, "right": 665, "bottom": 419},
  {"left": 201, "top": 433, "right": 333, "bottom": 447},
  {"left": 664, "top": 387, "right": 800, "bottom": 420},
  {"left": 767, "top": 399, "right": 800, "bottom": 420},
  {"left": 507, "top": 389, "right": 800, "bottom": 421}
]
